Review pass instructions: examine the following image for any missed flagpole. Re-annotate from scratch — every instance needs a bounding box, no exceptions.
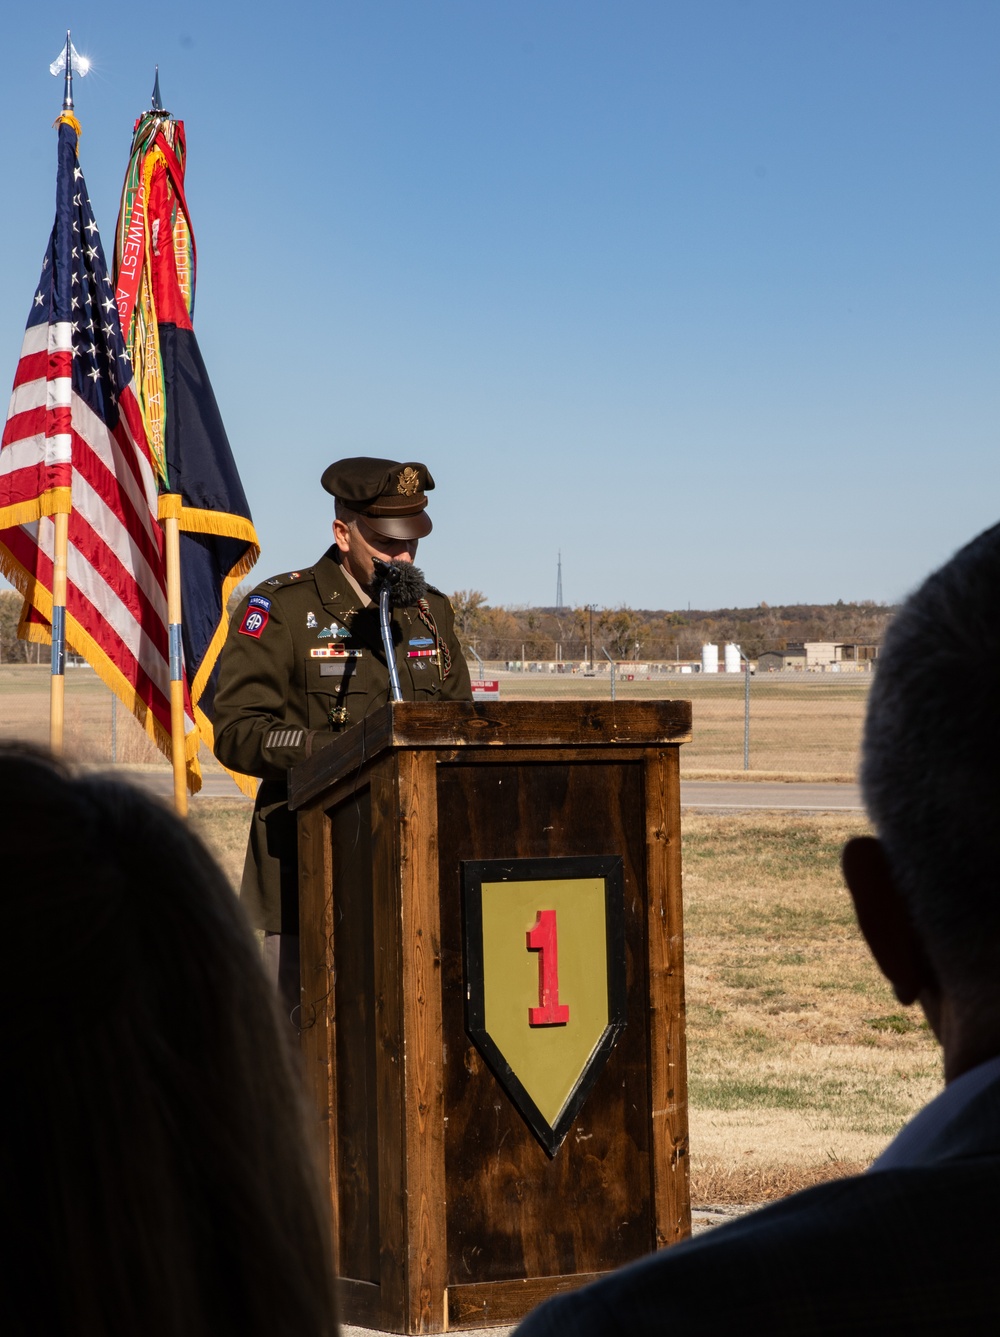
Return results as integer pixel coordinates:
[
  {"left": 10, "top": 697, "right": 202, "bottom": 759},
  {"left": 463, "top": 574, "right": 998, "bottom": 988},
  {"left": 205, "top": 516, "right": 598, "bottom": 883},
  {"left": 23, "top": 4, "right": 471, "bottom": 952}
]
[
  {"left": 49, "top": 508, "right": 69, "bottom": 752},
  {"left": 151, "top": 69, "right": 188, "bottom": 815},
  {"left": 48, "top": 34, "right": 75, "bottom": 755},
  {"left": 163, "top": 503, "right": 189, "bottom": 816}
]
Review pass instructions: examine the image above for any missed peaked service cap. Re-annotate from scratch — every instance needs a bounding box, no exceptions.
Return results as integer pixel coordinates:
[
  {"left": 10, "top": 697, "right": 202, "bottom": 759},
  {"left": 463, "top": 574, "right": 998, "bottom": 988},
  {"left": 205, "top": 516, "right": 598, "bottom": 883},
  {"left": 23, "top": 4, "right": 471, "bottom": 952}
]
[{"left": 321, "top": 457, "right": 435, "bottom": 539}]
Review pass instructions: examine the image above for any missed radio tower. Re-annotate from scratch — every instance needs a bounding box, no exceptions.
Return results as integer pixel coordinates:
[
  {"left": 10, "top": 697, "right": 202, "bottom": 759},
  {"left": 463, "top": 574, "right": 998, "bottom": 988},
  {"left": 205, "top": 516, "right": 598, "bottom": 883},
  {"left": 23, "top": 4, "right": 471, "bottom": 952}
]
[{"left": 555, "top": 551, "right": 563, "bottom": 610}]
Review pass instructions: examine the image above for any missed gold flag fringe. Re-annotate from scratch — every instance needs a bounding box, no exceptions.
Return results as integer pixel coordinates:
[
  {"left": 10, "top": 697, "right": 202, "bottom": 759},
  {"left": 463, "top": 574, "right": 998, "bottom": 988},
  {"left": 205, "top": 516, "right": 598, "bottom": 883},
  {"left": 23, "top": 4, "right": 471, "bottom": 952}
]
[
  {"left": 156, "top": 494, "right": 260, "bottom": 798},
  {"left": 0, "top": 544, "right": 203, "bottom": 793},
  {"left": 0, "top": 487, "right": 73, "bottom": 531}
]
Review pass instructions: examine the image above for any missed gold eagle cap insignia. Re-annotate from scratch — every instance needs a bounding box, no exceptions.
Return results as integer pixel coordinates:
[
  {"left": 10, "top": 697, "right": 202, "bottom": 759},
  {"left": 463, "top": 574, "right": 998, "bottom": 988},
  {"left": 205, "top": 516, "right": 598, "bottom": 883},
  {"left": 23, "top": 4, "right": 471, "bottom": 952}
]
[{"left": 397, "top": 467, "right": 420, "bottom": 496}]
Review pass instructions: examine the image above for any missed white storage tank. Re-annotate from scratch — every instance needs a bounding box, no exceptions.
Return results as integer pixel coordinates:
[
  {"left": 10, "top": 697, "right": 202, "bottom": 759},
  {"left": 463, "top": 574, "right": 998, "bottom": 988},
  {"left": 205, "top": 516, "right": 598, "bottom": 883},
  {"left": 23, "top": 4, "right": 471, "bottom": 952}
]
[
  {"left": 701, "top": 643, "right": 719, "bottom": 674},
  {"left": 724, "top": 642, "right": 742, "bottom": 674}
]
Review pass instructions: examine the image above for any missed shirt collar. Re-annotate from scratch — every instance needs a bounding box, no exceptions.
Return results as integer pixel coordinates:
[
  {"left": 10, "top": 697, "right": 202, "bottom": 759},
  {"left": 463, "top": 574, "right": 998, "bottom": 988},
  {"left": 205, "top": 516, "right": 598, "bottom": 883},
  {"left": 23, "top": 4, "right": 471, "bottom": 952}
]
[{"left": 314, "top": 546, "right": 371, "bottom": 609}]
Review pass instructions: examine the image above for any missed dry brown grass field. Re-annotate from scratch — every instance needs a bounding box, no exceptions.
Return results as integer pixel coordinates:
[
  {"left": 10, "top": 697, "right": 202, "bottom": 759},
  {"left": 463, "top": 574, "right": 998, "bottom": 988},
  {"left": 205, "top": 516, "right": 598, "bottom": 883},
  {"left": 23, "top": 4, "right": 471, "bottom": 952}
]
[
  {"left": 683, "top": 811, "right": 939, "bottom": 1203},
  {"left": 0, "top": 663, "right": 869, "bottom": 778},
  {"left": 476, "top": 670, "right": 870, "bottom": 776}
]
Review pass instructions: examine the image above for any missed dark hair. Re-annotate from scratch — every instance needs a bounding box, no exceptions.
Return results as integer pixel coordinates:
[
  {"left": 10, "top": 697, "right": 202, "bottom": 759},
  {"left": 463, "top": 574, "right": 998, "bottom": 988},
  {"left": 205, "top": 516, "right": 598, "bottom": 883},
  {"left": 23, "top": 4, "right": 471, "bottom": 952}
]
[
  {"left": 860, "top": 522, "right": 1000, "bottom": 1003},
  {"left": 0, "top": 747, "right": 337, "bottom": 1337}
]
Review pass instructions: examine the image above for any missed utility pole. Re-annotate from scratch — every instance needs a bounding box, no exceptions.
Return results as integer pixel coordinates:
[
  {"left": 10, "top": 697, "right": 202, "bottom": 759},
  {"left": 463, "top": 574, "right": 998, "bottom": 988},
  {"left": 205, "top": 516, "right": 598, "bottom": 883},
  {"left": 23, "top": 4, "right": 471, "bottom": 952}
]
[{"left": 556, "top": 552, "right": 563, "bottom": 611}]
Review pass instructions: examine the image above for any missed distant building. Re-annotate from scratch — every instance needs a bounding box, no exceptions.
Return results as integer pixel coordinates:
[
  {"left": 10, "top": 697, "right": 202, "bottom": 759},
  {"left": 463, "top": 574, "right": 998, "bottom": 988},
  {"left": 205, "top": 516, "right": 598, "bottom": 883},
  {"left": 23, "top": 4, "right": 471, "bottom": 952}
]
[
  {"left": 757, "top": 641, "right": 879, "bottom": 672},
  {"left": 757, "top": 646, "right": 807, "bottom": 672}
]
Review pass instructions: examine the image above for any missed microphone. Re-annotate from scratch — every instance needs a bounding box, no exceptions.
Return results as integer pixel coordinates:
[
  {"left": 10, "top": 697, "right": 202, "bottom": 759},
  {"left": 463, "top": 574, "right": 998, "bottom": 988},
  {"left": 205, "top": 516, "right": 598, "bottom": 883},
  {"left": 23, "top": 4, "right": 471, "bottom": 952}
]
[
  {"left": 370, "top": 558, "right": 428, "bottom": 607},
  {"left": 370, "top": 559, "right": 428, "bottom": 702}
]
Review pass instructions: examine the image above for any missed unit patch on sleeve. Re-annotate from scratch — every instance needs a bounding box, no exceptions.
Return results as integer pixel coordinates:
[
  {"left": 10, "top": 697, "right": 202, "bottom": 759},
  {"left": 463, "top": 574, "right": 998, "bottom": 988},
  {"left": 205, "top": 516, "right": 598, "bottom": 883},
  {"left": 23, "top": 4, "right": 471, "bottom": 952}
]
[{"left": 239, "top": 595, "right": 271, "bottom": 639}]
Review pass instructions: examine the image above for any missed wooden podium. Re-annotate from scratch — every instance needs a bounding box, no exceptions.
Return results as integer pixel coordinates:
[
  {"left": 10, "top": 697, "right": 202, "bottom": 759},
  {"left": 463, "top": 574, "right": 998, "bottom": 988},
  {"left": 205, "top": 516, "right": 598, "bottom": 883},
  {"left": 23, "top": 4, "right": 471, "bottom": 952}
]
[{"left": 288, "top": 700, "right": 691, "bottom": 1334}]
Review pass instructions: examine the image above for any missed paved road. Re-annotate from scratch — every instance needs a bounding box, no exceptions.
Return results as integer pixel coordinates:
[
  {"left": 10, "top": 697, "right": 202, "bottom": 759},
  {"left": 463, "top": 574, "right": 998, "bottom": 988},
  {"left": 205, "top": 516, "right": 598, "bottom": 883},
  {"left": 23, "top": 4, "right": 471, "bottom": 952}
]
[
  {"left": 126, "top": 769, "right": 862, "bottom": 812},
  {"left": 681, "top": 780, "right": 862, "bottom": 811}
]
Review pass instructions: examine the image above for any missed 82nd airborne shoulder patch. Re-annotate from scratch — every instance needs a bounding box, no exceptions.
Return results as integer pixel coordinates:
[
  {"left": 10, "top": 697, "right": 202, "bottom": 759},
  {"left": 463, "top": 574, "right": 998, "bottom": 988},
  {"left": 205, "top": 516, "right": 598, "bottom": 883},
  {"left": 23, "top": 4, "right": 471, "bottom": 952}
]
[{"left": 239, "top": 595, "right": 271, "bottom": 639}]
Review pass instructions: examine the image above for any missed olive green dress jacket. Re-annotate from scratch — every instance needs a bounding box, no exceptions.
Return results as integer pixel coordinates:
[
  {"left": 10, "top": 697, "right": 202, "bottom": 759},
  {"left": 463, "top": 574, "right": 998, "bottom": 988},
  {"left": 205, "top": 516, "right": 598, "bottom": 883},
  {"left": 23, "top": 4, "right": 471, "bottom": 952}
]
[{"left": 213, "top": 546, "right": 472, "bottom": 933}]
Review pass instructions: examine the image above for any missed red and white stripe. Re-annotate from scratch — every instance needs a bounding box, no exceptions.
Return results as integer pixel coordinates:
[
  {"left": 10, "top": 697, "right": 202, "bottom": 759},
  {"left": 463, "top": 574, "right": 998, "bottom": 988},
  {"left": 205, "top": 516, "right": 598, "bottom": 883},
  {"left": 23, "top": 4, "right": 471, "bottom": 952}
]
[{"left": 0, "top": 321, "right": 195, "bottom": 745}]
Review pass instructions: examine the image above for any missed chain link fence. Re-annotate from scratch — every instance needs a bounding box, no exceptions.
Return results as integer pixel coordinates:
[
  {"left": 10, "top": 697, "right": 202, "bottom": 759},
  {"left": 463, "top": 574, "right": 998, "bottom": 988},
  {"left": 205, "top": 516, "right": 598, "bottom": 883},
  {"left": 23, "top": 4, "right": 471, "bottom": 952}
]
[
  {"left": 0, "top": 658, "right": 871, "bottom": 781},
  {"left": 465, "top": 660, "right": 871, "bottom": 779}
]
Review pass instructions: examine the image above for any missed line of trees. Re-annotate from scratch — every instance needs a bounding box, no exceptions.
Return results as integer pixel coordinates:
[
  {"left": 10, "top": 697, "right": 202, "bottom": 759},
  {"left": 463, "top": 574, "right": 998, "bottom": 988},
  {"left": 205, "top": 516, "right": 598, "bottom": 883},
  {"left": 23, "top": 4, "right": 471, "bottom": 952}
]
[
  {"left": 0, "top": 590, "right": 44, "bottom": 663},
  {"left": 5, "top": 584, "right": 895, "bottom": 668},
  {"left": 450, "top": 591, "right": 896, "bottom": 663}
]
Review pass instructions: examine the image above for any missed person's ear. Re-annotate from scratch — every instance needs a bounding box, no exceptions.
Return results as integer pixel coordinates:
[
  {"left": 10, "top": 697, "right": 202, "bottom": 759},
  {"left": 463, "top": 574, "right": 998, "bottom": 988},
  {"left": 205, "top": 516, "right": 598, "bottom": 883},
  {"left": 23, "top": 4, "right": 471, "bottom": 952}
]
[
  {"left": 332, "top": 518, "right": 351, "bottom": 555},
  {"left": 842, "top": 836, "right": 934, "bottom": 1007}
]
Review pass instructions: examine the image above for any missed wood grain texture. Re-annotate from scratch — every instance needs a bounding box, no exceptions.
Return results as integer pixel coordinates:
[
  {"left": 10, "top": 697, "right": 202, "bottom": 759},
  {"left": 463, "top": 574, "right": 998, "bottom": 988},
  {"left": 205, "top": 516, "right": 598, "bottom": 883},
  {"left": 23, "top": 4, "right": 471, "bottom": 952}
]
[
  {"left": 335, "top": 1278, "right": 382, "bottom": 1329},
  {"left": 644, "top": 748, "right": 691, "bottom": 1246},
  {"left": 297, "top": 802, "right": 337, "bottom": 1241},
  {"left": 437, "top": 760, "right": 655, "bottom": 1286},
  {"left": 397, "top": 749, "right": 448, "bottom": 1333},
  {"left": 289, "top": 700, "right": 693, "bottom": 808},
  {"left": 327, "top": 787, "right": 381, "bottom": 1285},
  {"left": 370, "top": 759, "right": 407, "bottom": 1320},
  {"left": 447, "top": 1273, "right": 604, "bottom": 1327}
]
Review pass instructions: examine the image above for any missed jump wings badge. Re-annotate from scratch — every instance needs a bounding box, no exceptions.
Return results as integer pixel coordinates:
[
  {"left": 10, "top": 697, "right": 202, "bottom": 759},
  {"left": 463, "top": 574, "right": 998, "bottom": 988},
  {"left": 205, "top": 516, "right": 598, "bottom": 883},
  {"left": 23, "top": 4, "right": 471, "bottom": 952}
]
[{"left": 462, "top": 855, "right": 626, "bottom": 1156}]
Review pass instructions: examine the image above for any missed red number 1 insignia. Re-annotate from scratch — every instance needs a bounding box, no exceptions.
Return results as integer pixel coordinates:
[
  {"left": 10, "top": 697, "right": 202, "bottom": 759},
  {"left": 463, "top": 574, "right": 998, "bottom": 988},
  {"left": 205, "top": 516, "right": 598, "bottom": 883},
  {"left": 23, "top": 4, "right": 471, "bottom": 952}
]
[{"left": 527, "top": 909, "right": 570, "bottom": 1026}]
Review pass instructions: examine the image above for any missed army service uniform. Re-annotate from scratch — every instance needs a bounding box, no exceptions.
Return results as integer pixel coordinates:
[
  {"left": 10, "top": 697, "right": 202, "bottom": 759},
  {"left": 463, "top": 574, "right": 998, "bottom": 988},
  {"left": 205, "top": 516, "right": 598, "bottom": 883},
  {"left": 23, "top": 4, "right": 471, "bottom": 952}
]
[{"left": 213, "top": 545, "right": 472, "bottom": 934}]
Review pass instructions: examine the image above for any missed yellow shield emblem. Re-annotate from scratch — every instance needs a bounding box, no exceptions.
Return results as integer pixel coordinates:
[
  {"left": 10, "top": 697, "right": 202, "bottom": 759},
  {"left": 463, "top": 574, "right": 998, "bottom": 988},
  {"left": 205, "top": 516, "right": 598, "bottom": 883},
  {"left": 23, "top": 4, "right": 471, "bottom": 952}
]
[{"left": 462, "top": 856, "right": 626, "bottom": 1156}]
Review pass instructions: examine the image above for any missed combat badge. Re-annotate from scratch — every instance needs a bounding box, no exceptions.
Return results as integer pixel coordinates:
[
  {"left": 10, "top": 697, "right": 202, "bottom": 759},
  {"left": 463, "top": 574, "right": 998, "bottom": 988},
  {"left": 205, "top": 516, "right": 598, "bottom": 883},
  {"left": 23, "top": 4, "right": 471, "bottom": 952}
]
[{"left": 462, "top": 855, "right": 626, "bottom": 1157}]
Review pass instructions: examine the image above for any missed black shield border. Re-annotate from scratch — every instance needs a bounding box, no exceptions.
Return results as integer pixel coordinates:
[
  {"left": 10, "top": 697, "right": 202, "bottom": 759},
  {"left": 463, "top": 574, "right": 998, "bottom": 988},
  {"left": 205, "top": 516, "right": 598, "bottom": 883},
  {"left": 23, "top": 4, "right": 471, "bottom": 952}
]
[{"left": 461, "top": 854, "right": 627, "bottom": 1158}]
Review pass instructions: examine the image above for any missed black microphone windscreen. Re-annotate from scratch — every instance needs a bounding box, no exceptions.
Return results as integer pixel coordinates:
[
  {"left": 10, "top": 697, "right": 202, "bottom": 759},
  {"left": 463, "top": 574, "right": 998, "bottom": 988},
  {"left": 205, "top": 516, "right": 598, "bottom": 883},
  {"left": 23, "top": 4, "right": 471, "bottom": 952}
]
[
  {"left": 392, "top": 562, "right": 428, "bottom": 606},
  {"left": 370, "top": 558, "right": 428, "bottom": 607}
]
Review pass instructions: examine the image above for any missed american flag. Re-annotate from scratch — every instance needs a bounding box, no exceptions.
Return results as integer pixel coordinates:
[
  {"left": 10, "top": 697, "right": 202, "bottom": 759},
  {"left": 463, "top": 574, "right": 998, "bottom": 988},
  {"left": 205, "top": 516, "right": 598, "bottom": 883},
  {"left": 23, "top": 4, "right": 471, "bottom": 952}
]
[{"left": 0, "top": 115, "right": 198, "bottom": 782}]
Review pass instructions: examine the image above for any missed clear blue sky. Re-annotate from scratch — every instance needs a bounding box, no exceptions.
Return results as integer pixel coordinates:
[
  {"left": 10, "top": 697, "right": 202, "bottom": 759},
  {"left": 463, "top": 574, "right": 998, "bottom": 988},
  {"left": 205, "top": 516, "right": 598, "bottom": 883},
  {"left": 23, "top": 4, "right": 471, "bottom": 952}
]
[{"left": 1, "top": 3, "right": 997, "bottom": 610}]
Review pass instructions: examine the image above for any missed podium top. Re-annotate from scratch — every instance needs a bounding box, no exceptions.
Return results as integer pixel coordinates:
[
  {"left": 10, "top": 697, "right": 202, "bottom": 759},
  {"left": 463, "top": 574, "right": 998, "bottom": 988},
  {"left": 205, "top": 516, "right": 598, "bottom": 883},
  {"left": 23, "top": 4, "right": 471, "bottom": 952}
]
[{"left": 288, "top": 699, "right": 691, "bottom": 810}]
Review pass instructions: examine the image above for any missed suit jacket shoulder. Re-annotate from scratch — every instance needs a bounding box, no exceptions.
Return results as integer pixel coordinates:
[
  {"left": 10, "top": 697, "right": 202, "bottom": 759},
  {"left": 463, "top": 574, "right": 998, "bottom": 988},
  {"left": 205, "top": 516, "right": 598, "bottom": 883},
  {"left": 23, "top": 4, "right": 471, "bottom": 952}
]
[{"left": 515, "top": 1075, "right": 1000, "bottom": 1337}]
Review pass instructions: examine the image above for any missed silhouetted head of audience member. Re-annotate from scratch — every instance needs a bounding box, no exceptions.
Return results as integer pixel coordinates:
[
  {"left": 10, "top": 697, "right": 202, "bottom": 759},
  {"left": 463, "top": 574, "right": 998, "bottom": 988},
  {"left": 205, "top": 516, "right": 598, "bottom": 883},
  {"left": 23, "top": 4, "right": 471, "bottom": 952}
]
[
  {"left": 843, "top": 521, "right": 1000, "bottom": 1080},
  {"left": 0, "top": 746, "right": 337, "bottom": 1337}
]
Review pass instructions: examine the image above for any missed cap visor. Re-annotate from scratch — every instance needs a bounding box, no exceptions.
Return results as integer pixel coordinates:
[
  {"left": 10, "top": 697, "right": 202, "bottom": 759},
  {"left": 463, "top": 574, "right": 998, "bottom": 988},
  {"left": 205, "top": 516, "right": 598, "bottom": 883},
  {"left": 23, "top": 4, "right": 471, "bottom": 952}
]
[{"left": 362, "top": 512, "right": 433, "bottom": 540}]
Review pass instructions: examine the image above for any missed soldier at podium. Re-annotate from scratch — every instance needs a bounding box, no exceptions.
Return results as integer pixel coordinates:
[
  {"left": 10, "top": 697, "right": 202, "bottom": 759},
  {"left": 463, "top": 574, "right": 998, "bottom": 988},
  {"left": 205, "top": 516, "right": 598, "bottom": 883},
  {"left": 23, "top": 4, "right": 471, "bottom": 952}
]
[{"left": 214, "top": 457, "right": 472, "bottom": 1014}]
